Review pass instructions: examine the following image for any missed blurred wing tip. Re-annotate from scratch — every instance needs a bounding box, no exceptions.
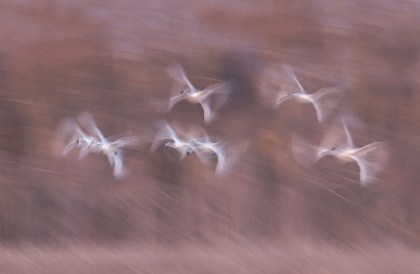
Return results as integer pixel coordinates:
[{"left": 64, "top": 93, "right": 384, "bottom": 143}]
[{"left": 114, "top": 169, "right": 129, "bottom": 180}]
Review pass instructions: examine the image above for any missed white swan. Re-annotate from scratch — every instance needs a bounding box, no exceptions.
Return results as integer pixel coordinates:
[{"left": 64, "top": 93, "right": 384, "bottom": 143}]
[
  {"left": 292, "top": 116, "right": 388, "bottom": 186},
  {"left": 273, "top": 65, "right": 345, "bottom": 124},
  {"left": 153, "top": 62, "right": 235, "bottom": 123},
  {"left": 190, "top": 129, "right": 236, "bottom": 176},
  {"left": 58, "top": 117, "right": 100, "bottom": 159},
  {"left": 76, "top": 111, "right": 139, "bottom": 179},
  {"left": 150, "top": 120, "right": 196, "bottom": 160}
]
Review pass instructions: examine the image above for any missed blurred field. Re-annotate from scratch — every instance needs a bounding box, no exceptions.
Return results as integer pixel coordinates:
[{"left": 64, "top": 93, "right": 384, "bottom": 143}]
[
  {"left": 1, "top": 0, "right": 420, "bottom": 271},
  {"left": 2, "top": 242, "right": 420, "bottom": 273}
]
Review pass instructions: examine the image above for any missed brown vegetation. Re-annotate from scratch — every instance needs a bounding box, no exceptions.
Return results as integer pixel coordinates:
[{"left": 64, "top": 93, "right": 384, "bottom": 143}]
[{"left": 0, "top": 0, "right": 420, "bottom": 270}]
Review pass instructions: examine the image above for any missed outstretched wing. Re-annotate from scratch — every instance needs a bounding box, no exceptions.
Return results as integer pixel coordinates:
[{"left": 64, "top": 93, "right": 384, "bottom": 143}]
[
  {"left": 150, "top": 120, "right": 179, "bottom": 153},
  {"left": 351, "top": 150, "right": 387, "bottom": 186},
  {"left": 151, "top": 92, "right": 189, "bottom": 112},
  {"left": 200, "top": 80, "right": 235, "bottom": 111},
  {"left": 346, "top": 142, "right": 388, "bottom": 186},
  {"left": 258, "top": 64, "right": 302, "bottom": 108},
  {"left": 113, "top": 150, "right": 129, "bottom": 180},
  {"left": 353, "top": 142, "right": 388, "bottom": 158},
  {"left": 274, "top": 93, "right": 294, "bottom": 109},
  {"left": 317, "top": 123, "right": 349, "bottom": 158},
  {"left": 166, "top": 62, "right": 195, "bottom": 91},
  {"left": 308, "top": 85, "right": 345, "bottom": 124},
  {"left": 108, "top": 136, "right": 140, "bottom": 152},
  {"left": 194, "top": 135, "right": 234, "bottom": 175},
  {"left": 282, "top": 64, "right": 306, "bottom": 94},
  {"left": 55, "top": 117, "right": 86, "bottom": 156},
  {"left": 77, "top": 111, "right": 107, "bottom": 143},
  {"left": 215, "top": 137, "right": 247, "bottom": 177},
  {"left": 341, "top": 116, "right": 354, "bottom": 148},
  {"left": 200, "top": 100, "right": 215, "bottom": 123},
  {"left": 309, "top": 85, "right": 345, "bottom": 101},
  {"left": 201, "top": 79, "right": 235, "bottom": 96}
]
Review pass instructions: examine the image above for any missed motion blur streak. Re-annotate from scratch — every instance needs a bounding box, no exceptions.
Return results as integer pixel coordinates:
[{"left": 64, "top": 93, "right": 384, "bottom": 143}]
[{"left": 0, "top": 0, "right": 420, "bottom": 273}]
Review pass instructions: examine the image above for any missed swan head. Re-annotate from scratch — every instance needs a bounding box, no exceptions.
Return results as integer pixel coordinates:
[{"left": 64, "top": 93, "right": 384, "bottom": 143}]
[
  {"left": 326, "top": 146, "right": 343, "bottom": 156},
  {"left": 163, "top": 140, "right": 171, "bottom": 146},
  {"left": 316, "top": 148, "right": 337, "bottom": 161},
  {"left": 180, "top": 87, "right": 191, "bottom": 95},
  {"left": 186, "top": 147, "right": 194, "bottom": 156}
]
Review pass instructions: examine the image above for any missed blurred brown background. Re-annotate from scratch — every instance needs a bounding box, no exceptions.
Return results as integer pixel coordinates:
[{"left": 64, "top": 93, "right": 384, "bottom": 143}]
[{"left": 0, "top": 0, "right": 420, "bottom": 272}]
